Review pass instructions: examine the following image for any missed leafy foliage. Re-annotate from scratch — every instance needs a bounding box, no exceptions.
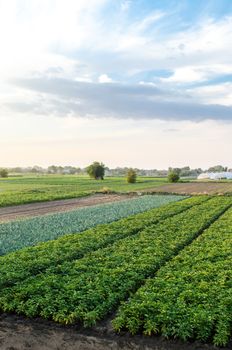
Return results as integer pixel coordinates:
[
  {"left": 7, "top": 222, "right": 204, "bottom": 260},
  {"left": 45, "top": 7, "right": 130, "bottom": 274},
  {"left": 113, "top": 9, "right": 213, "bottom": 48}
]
[
  {"left": 0, "top": 195, "right": 183, "bottom": 255},
  {"left": 0, "top": 196, "right": 229, "bottom": 329},
  {"left": 127, "top": 169, "right": 137, "bottom": 183},
  {"left": 0, "top": 169, "right": 8, "bottom": 178},
  {"left": 113, "top": 200, "right": 232, "bottom": 346},
  {"left": 0, "top": 195, "right": 200, "bottom": 288},
  {"left": 86, "top": 162, "right": 105, "bottom": 180},
  {"left": 168, "top": 170, "right": 180, "bottom": 183}
]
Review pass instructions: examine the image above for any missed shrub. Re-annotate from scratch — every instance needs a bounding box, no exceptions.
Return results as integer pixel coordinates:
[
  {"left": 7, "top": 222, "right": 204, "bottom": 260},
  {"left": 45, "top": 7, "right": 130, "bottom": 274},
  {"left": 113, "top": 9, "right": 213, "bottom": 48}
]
[
  {"left": 127, "top": 169, "right": 137, "bottom": 183},
  {"left": 86, "top": 162, "right": 105, "bottom": 180},
  {"left": 0, "top": 168, "right": 8, "bottom": 178},
  {"left": 168, "top": 171, "right": 180, "bottom": 183}
]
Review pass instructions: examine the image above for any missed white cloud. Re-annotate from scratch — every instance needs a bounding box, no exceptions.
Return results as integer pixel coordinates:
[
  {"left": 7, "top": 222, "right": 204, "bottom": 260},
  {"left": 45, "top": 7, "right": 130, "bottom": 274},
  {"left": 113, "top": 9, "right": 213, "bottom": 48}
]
[
  {"left": 0, "top": 0, "right": 107, "bottom": 79},
  {"left": 133, "top": 11, "right": 165, "bottom": 32},
  {"left": 167, "top": 16, "right": 232, "bottom": 58},
  {"left": 0, "top": 1, "right": 232, "bottom": 168},
  {"left": 120, "top": 0, "right": 131, "bottom": 12},
  {"left": 161, "top": 64, "right": 232, "bottom": 84},
  {"left": 161, "top": 67, "right": 206, "bottom": 83},
  {"left": 98, "top": 74, "right": 113, "bottom": 83},
  {"left": 102, "top": 15, "right": 232, "bottom": 83},
  {"left": 188, "top": 83, "right": 232, "bottom": 106},
  {"left": 1, "top": 1, "right": 232, "bottom": 86}
]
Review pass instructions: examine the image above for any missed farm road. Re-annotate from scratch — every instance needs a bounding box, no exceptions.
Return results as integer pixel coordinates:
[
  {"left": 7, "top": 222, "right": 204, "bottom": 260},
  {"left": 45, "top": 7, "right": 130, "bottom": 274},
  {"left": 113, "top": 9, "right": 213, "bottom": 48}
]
[{"left": 0, "top": 194, "right": 134, "bottom": 222}]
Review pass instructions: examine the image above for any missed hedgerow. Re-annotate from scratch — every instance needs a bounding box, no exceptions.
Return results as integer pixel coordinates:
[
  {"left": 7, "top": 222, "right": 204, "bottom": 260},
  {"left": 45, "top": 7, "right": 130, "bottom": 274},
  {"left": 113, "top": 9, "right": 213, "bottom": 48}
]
[
  {"left": 113, "top": 201, "right": 232, "bottom": 346},
  {"left": 0, "top": 196, "right": 229, "bottom": 328}
]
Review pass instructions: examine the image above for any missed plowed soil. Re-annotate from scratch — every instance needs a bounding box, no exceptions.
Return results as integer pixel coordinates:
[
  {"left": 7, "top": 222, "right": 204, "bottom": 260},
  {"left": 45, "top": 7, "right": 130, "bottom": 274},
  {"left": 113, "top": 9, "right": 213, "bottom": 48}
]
[
  {"left": 144, "top": 181, "right": 232, "bottom": 195},
  {"left": 0, "top": 193, "right": 135, "bottom": 222},
  {"left": 0, "top": 313, "right": 231, "bottom": 350}
]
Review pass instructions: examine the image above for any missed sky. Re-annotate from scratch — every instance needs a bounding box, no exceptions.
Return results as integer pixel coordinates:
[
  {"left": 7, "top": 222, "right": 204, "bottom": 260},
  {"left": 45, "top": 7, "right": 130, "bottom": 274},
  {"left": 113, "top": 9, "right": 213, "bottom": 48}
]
[{"left": 0, "top": 0, "right": 232, "bottom": 169}]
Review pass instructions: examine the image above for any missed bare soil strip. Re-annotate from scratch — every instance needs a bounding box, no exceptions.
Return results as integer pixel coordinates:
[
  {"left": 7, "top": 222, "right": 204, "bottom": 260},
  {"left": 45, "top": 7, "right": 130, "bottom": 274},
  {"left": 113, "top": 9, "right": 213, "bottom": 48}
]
[
  {"left": 144, "top": 182, "right": 232, "bottom": 195},
  {"left": 0, "top": 194, "right": 135, "bottom": 223},
  {"left": 0, "top": 314, "right": 231, "bottom": 350}
]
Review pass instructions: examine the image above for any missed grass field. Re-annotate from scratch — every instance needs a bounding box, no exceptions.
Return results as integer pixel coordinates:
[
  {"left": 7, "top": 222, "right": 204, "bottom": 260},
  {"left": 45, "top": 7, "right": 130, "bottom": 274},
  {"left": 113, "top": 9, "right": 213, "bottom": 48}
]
[
  {"left": 0, "top": 175, "right": 167, "bottom": 207},
  {"left": 0, "top": 195, "right": 232, "bottom": 347}
]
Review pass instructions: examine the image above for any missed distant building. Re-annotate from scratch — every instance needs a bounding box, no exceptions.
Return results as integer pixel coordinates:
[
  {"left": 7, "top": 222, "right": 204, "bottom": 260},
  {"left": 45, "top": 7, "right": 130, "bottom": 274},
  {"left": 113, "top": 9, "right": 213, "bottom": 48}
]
[{"left": 198, "top": 172, "right": 232, "bottom": 180}]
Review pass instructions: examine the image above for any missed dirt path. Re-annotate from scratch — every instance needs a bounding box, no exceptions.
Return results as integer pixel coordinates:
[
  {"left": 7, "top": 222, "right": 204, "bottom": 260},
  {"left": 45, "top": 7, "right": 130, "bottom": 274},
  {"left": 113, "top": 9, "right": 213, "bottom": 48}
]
[
  {"left": 0, "top": 314, "right": 231, "bottom": 350},
  {"left": 144, "top": 182, "right": 232, "bottom": 195},
  {"left": 0, "top": 194, "right": 135, "bottom": 223}
]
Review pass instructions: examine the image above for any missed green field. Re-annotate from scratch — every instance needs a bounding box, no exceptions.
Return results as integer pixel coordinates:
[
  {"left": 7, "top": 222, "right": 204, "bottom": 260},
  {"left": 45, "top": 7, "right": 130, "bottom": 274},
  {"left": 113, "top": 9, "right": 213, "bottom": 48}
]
[
  {"left": 114, "top": 203, "right": 232, "bottom": 346},
  {"left": 0, "top": 194, "right": 183, "bottom": 255},
  {"left": 0, "top": 195, "right": 232, "bottom": 346},
  {"left": 0, "top": 175, "right": 167, "bottom": 207}
]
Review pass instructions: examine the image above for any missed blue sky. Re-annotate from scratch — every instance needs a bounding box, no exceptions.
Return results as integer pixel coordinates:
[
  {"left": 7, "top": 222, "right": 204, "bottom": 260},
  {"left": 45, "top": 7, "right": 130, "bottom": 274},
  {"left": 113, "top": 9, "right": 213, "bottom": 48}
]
[{"left": 0, "top": 0, "right": 232, "bottom": 168}]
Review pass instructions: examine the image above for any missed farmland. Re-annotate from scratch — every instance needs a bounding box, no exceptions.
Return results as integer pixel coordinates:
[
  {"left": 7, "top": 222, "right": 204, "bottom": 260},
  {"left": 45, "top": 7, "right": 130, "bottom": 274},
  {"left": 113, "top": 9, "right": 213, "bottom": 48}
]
[
  {"left": 148, "top": 181, "right": 232, "bottom": 195},
  {"left": 0, "top": 175, "right": 167, "bottom": 207},
  {"left": 1, "top": 175, "right": 232, "bottom": 211},
  {"left": 113, "top": 204, "right": 232, "bottom": 346},
  {"left": 0, "top": 194, "right": 183, "bottom": 255},
  {"left": 0, "top": 194, "right": 232, "bottom": 349},
  {"left": 2, "top": 1, "right": 232, "bottom": 349}
]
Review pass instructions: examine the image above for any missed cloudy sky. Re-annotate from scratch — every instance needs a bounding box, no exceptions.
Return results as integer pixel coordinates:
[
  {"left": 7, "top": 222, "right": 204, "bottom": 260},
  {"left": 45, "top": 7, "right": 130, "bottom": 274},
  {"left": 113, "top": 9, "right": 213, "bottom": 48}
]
[{"left": 1, "top": 0, "right": 232, "bottom": 169}]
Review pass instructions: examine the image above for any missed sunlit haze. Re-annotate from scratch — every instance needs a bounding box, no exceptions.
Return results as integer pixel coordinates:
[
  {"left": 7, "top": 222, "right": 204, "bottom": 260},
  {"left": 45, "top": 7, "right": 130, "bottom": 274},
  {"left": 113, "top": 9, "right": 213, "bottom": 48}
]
[{"left": 1, "top": 0, "right": 232, "bottom": 169}]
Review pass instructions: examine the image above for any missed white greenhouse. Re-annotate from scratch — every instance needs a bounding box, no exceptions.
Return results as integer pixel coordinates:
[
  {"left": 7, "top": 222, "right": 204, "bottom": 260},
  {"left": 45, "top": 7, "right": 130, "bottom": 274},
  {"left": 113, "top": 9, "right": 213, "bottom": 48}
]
[{"left": 198, "top": 172, "right": 232, "bottom": 180}]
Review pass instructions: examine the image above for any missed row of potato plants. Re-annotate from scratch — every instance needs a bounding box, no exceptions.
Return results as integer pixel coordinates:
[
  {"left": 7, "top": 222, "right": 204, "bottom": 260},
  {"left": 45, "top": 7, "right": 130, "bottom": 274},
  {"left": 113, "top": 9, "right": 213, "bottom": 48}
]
[
  {"left": 0, "top": 196, "right": 230, "bottom": 327},
  {"left": 113, "top": 203, "right": 232, "bottom": 346},
  {"left": 0, "top": 196, "right": 205, "bottom": 289},
  {"left": 0, "top": 194, "right": 183, "bottom": 255}
]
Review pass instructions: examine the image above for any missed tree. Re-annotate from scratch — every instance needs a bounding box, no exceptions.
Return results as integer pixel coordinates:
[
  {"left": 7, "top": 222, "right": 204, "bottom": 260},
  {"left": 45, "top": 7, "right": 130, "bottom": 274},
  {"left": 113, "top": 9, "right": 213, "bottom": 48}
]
[
  {"left": 86, "top": 161, "right": 105, "bottom": 180},
  {"left": 207, "top": 165, "right": 227, "bottom": 173},
  {"left": 168, "top": 167, "right": 181, "bottom": 176},
  {"left": 31, "top": 165, "right": 44, "bottom": 174},
  {"left": 168, "top": 170, "right": 180, "bottom": 183},
  {"left": 48, "top": 165, "right": 59, "bottom": 174},
  {"left": 127, "top": 168, "right": 137, "bottom": 183},
  {"left": 0, "top": 168, "right": 8, "bottom": 178}
]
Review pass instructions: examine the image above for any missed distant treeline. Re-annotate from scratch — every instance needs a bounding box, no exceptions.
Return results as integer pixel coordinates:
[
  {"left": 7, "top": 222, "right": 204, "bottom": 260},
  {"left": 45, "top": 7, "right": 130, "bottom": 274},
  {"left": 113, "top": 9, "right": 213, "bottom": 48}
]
[{"left": 2, "top": 164, "right": 230, "bottom": 177}]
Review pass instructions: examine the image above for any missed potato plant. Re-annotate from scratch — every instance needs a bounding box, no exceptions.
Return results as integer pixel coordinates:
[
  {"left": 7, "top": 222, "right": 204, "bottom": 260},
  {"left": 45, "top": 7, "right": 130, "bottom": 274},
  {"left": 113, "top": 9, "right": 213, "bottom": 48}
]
[
  {"left": 113, "top": 202, "right": 232, "bottom": 346},
  {"left": 0, "top": 196, "right": 206, "bottom": 288},
  {"left": 0, "top": 196, "right": 230, "bottom": 329}
]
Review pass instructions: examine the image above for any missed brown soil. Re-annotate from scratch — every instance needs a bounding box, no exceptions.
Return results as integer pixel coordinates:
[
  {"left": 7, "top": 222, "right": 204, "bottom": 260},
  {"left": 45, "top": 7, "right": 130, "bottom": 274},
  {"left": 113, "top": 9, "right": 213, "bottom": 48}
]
[
  {"left": 0, "top": 194, "right": 135, "bottom": 223},
  {"left": 0, "top": 313, "right": 231, "bottom": 350},
  {"left": 143, "top": 182, "right": 232, "bottom": 195}
]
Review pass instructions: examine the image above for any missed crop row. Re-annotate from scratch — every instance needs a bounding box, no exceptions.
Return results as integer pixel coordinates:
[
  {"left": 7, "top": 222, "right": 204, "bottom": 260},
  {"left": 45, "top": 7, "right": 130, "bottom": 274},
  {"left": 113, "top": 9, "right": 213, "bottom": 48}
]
[
  {"left": 0, "top": 196, "right": 230, "bottom": 327},
  {"left": 0, "top": 176, "right": 167, "bottom": 207},
  {"left": 0, "top": 196, "right": 205, "bottom": 288},
  {"left": 113, "top": 203, "right": 232, "bottom": 346},
  {"left": 0, "top": 194, "right": 183, "bottom": 255},
  {"left": 0, "top": 186, "right": 89, "bottom": 208}
]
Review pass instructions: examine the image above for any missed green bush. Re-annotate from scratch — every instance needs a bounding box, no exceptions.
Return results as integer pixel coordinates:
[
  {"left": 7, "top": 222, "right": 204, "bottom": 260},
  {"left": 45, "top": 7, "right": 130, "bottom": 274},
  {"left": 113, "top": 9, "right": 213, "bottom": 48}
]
[
  {"left": 127, "top": 169, "right": 137, "bottom": 183},
  {"left": 168, "top": 171, "right": 180, "bottom": 183},
  {"left": 86, "top": 161, "right": 105, "bottom": 180},
  {"left": 0, "top": 168, "right": 8, "bottom": 178}
]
